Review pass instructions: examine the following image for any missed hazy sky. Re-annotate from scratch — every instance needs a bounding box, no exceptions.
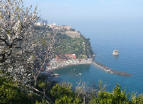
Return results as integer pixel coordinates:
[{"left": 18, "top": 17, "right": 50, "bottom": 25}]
[{"left": 24, "top": 0, "right": 143, "bottom": 23}]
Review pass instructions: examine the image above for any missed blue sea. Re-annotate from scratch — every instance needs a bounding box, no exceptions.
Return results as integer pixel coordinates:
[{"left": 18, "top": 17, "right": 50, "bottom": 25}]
[{"left": 53, "top": 19, "right": 143, "bottom": 94}]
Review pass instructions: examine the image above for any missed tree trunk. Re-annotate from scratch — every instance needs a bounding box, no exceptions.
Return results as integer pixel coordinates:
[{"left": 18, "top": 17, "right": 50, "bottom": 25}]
[{"left": 34, "top": 76, "right": 37, "bottom": 86}]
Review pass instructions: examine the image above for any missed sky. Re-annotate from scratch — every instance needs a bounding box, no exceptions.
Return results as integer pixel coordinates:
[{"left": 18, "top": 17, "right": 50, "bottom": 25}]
[{"left": 24, "top": 0, "right": 143, "bottom": 24}]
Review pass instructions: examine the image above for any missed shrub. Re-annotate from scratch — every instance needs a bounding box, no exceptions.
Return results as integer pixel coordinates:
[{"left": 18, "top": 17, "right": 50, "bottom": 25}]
[{"left": 50, "top": 84, "right": 83, "bottom": 104}]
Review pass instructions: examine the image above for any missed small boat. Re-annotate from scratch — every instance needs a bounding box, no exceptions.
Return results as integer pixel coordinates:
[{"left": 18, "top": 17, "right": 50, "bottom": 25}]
[{"left": 112, "top": 50, "right": 119, "bottom": 56}]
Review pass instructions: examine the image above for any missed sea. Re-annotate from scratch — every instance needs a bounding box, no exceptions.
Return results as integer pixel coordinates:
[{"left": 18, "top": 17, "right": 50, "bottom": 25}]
[{"left": 53, "top": 19, "right": 143, "bottom": 94}]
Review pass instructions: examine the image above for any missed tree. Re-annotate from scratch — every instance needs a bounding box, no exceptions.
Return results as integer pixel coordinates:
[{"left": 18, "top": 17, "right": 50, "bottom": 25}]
[
  {"left": 50, "top": 84, "right": 83, "bottom": 104},
  {"left": 0, "top": 1, "right": 57, "bottom": 103},
  {"left": 0, "top": 0, "right": 38, "bottom": 85},
  {"left": 32, "top": 27, "right": 56, "bottom": 86},
  {"left": 0, "top": 74, "right": 36, "bottom": 104}
]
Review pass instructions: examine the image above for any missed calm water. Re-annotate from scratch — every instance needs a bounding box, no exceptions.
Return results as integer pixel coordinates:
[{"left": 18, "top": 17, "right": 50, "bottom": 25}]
[{"left": 54, "top": 19, "right": 143, "bottom": 93}]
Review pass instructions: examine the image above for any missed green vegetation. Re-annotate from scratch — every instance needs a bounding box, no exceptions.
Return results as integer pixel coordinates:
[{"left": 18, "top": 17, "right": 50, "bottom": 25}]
[
  {"left": 0, "top": 74, "right": 39, "bottom": 104},
  {"left": 50, "top": 84, "right": 82, "bottom": 104},
  {"left": 54, "top": 33, "right": 93, "bottom": 58},
  {"left": 1, "top": 73, "right": 143, "bottom": 104},
  {"left": 0, "top": 0, "right": 143, "bottom": 104}
]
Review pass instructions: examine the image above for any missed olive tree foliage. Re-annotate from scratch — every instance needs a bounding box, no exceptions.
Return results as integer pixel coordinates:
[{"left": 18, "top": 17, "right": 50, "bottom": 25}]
[{"left": 0, "top": 0, "right": 38, "bottom": 85}]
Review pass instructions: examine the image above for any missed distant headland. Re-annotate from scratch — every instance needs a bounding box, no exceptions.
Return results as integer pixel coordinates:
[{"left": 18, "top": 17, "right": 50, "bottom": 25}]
[{"left": 35, "top": 22, "right": 131, "bottom": 77}]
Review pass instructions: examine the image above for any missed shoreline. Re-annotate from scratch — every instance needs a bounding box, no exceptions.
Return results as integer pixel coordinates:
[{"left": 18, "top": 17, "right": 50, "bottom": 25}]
[
  {"left": 46, "top": 58, "right": 132, "bottom": 77},
  {"left": 46, "top": 58, "right": 93, "bottom": 71}
]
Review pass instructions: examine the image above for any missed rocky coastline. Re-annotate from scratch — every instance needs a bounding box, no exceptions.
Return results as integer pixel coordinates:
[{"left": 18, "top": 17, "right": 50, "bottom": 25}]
[{"left": 46, "top": 57, "right": 131, "bottom": 77}]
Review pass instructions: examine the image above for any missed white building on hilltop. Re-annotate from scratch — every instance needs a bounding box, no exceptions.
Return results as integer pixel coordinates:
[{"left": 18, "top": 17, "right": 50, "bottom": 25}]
[{"left": 48, "top": 23, "right": 72, "bottom": 31}]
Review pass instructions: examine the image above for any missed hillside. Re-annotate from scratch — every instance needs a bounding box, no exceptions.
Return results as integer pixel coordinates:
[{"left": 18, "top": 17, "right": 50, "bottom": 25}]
[{"left": 47, "top": 24, "right": 93, "bottom": 59}]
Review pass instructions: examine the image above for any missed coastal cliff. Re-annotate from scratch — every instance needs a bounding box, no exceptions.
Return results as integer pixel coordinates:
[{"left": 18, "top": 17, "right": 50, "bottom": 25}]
[{"left": 34, "top": 23, "right": 93, "bottom": 71}]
